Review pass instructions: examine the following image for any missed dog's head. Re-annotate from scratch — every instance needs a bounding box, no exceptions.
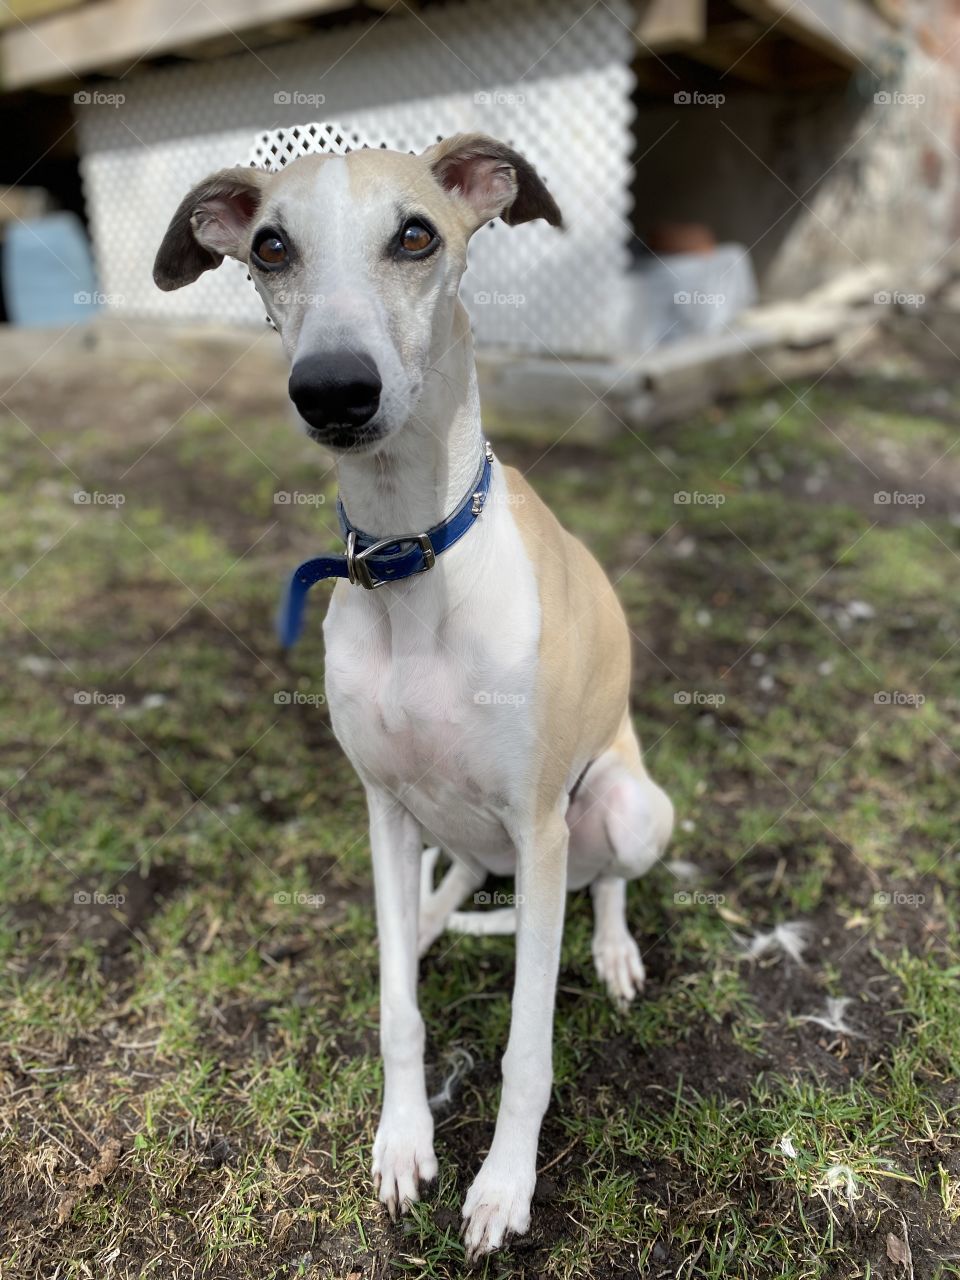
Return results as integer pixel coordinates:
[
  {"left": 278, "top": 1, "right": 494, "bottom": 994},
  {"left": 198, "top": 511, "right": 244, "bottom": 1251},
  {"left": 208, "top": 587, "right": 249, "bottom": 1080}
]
[{"left": 154, "top": 135, "right": 562, "bottom": 454}]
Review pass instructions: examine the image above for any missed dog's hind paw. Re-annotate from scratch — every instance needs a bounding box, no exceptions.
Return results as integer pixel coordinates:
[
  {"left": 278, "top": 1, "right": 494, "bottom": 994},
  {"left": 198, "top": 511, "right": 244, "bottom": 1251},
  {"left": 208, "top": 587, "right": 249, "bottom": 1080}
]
[
  {"left": 592, "top": 930, "right": 646, "bottom": 1006},
  {"left": 372, "top": 1111, "right": 437, "bottom": 1219},
  {"left": 461, "top": 1160, "right": 535, "bottom": 1259},
  {"left": 417, "top": 907, "right": 447, "bottom": 957}
]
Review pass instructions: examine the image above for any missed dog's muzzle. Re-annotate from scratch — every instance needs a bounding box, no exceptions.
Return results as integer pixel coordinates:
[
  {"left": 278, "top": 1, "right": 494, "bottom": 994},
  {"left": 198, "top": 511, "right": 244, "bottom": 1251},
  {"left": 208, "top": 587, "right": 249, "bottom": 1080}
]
[{"left": 288, "top": 350, "right": 382, "bottom": 444}]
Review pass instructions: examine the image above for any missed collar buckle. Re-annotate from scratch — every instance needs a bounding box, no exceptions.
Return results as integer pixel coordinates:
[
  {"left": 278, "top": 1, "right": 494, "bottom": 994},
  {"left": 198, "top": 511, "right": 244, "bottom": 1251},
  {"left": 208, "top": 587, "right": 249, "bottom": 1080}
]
[{"left": 346, "top": 530, "right": 436, "bottom": 590}]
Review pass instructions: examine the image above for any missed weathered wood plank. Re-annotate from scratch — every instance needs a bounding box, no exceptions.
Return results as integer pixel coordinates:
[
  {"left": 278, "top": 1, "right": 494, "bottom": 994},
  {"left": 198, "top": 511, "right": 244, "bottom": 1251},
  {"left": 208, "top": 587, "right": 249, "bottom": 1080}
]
[
  {"left": 730, "top": 0, "right": 895, "bottom": 70},
  {"left": 635, "top": 0, "right": 706, "bottom": 52},
  {"left": 0, "top": 0, "right": 83, "bottom": 33},
  {"left": 0, "top": 0, "right": 392, "bottom": 89}
]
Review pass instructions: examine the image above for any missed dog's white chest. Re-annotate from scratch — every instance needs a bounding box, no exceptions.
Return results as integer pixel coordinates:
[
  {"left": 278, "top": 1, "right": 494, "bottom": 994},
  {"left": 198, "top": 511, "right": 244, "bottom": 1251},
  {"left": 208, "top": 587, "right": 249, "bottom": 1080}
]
[{"left": 322, "top": 539, "right": 540, "bottom": 864}]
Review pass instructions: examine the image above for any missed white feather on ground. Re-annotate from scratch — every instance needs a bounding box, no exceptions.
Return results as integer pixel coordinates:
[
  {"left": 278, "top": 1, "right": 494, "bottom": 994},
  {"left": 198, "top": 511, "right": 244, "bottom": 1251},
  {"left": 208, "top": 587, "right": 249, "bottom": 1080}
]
[
  {"left": 825, "top": 1163, "right": 859, "bottom": 1211},
  {"left": 796, "top": 996, "right": 860, "bottom": 1037},
  {"left": 735, "top": 921, "right": 813, "bottom": 964},
  {"left": 428, "top": 1047, "right": 475, "bottom": 1111}
]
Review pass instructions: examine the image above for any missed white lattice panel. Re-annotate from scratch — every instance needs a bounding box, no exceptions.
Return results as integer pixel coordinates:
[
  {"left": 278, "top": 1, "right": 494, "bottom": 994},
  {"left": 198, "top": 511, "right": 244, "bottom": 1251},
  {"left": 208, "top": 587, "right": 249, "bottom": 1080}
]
[
  {"left": 76, "top": 0, "right": 634, "bottom": 355},
  {"left": 248, "top": 122, "right": 373, "bottom": 169}
]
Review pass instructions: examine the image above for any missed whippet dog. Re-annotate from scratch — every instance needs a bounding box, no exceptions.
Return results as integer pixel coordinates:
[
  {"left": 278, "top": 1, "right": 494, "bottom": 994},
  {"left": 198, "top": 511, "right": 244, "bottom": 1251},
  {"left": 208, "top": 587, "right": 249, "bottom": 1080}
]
[{"left": 154, "top": 134, "right": 673, "bottom": 1258}]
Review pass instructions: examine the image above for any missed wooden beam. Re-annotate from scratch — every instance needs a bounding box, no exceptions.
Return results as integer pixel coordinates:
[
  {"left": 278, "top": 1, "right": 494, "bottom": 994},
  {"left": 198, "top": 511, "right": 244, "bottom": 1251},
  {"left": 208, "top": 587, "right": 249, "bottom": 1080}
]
[
  {"left": 0, "top": 0, "right": 392, "bottom": 89},
  {"left": 685, "top": 26, "right": 851, "bottom": 89},
  {"left": 730, "top": 0, "right": 895, "bottom": 71},
  {"left": 635, "top": 0, "right": 706, "bottom": 54},
  {"left": 871, "top": 0, "right": 906, "bottom": 25},
  {"left": 0, "top": 0, "right": 83, "bottom": 33}
]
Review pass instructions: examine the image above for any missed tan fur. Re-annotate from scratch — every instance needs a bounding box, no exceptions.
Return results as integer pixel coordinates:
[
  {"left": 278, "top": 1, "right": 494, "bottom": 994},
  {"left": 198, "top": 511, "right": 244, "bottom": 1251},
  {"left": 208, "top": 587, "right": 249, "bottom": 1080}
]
[
  {"left": 345, "top": 148, "right": 478, "bottom": 250},
  {"left": 155, "top": 141, "right": 558, "bottom": 292},
  {"left": 422, "top": 133, "right": 563, "bottom": 230},
  {"left": 504, "top": 466, "right": 631, "bottom": 826}
]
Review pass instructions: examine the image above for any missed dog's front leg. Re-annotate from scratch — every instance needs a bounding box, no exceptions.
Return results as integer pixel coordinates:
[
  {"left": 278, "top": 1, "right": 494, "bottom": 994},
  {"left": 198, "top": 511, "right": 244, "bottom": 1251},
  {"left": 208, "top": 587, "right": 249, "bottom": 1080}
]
[
  {"left": 366, "top": 784, "right": 438, "bottom": 1216},
  {"left": 462, "top": 814, "right": 568, "bottom": 1258}
]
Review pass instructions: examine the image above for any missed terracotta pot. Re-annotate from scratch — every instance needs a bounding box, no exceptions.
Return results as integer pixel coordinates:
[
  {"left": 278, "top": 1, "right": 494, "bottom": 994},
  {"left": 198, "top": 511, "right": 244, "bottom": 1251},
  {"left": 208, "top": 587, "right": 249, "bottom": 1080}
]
[{"left": 646, "top": 222, "right": 717, "bottom": 255}]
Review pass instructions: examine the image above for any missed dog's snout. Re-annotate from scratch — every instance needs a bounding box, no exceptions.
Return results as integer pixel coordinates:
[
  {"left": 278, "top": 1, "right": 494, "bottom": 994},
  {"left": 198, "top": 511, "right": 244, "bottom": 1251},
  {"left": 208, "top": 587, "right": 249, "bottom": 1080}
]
[{"left": 288, "top": 351, "right": 382, "bottom": 436}]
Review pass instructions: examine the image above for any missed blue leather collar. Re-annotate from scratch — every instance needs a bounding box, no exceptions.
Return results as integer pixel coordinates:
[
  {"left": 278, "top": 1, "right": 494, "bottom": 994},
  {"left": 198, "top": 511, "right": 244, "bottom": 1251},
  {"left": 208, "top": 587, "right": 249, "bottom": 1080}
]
[{"left": 278, "top": 441, "right": 494, "bottom": 647}]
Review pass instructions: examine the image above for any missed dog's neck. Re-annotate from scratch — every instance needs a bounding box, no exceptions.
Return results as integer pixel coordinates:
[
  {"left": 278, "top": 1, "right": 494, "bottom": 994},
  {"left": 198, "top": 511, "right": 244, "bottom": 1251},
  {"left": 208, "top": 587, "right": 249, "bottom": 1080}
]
[{"left": 334, "top": 303, "right": 485, "bottom": 538}]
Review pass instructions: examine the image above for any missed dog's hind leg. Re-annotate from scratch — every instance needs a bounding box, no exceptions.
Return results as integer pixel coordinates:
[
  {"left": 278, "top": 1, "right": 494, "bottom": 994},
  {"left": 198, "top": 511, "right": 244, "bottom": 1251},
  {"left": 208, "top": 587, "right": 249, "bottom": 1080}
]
[
  {"left": 568, "top": 714, "right": 673, "bottom": 1004},
  {"left": 446, "top": 906, "right": 516, "bottom": 937},
  {"left": 418, "top": 849, "right": 485, "bottom": 956},
  {"left": 568, "top": 714, "right": 673, "bottom": 882},
  {"left": 420, "top": 846, "right": 441, "bottom": 908},
  {"left": 590, "top": 875, "right": 646, "bottom": 1006}
]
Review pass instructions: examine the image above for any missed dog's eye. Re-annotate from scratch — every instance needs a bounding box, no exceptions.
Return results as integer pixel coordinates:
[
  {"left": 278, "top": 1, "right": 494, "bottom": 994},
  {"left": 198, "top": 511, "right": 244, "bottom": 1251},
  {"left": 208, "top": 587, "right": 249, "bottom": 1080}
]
[
  {"left": 399, "top": 220, "right": 438, "bottom": 258},
  {"left": 252, "top": 229, "right": 288, "bottom": 269}
]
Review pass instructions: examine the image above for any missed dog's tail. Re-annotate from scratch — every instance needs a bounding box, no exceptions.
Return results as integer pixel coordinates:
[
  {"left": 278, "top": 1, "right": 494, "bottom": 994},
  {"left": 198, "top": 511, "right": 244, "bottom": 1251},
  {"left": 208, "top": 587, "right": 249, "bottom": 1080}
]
[{"left": 445, "top": 907, "right": 517, "bottom": 937}]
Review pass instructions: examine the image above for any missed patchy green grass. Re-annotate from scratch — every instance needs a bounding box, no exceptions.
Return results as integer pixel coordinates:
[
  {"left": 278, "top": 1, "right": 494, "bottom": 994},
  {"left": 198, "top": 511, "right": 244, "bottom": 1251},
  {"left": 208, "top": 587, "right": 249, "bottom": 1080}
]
[{"left": 1, "top": 330, "right": 959, "bottom": 1278}]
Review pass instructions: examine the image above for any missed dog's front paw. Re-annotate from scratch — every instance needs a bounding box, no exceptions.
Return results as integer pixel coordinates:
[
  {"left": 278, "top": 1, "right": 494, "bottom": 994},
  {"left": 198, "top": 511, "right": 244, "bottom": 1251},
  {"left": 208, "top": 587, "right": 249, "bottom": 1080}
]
[
  {"left": 593, "top": 930, "right": 646, "bottom": 1006},
  {"left": 372, "top": 1110, "right": 437, "bottom": 1219},
  {"left": 461, "top": 1158, "right": 535, "bottom": 1259}
]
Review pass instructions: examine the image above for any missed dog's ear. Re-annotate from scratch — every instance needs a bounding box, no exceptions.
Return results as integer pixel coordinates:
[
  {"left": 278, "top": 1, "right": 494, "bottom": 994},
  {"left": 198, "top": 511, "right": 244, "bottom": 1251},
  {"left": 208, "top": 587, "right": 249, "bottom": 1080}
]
[
  {"left": 153, "top": 167, "right": 268, "bottom": 291},
  {"left": 423, "top": 133, "right": 563, "bottom": 233}
]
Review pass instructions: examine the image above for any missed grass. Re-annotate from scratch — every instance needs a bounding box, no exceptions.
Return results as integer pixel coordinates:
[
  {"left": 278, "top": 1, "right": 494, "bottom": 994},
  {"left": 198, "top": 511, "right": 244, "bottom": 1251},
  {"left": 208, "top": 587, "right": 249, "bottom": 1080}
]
[{"left": 1, "top": 327, "right": 959, "bottom": 1278}]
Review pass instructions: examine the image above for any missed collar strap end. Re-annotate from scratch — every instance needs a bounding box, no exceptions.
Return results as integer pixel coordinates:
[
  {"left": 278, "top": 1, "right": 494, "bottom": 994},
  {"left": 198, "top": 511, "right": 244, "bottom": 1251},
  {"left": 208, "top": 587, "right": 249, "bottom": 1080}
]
[{"left": 277, "top": 442, "right": 493, "bottom": 644}]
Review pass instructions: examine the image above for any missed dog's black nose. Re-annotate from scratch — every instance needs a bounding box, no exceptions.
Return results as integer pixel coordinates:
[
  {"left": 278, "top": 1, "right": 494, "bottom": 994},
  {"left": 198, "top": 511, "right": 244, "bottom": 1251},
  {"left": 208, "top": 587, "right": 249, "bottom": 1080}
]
[{"left": 288, "top": 351, "right": 382, "bottom": 433}]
